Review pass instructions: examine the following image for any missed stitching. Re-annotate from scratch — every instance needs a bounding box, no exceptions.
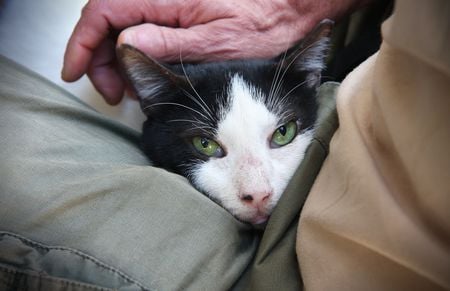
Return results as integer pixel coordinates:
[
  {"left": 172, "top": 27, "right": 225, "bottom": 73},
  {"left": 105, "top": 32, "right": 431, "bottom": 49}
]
[
  {"left": 0, "top": 264, "right": 112, "bottom": 291},
  {"left": 313, "top": 137, "right": 329, "bottom": 154},
  {"left": 0, "top": 231, "right": 149, "bottom": 291}
]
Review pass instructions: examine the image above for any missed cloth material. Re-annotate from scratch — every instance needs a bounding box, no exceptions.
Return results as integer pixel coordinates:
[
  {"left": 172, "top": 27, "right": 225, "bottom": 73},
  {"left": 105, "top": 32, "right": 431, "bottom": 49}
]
[
  {"left": 0, "top": 56, "right": 257, "bottom": 290},
  {"left": 297, "top": 0, "right": 450, "bottom": 290},
  {"left": 0, "top": 54, "right": 338, "bottom": 290}
]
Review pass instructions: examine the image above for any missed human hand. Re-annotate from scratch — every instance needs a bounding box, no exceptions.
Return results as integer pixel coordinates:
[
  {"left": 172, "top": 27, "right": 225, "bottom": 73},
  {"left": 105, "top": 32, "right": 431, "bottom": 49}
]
[{"left": 62, "top": 0, "right": 370, "bottom": 105}]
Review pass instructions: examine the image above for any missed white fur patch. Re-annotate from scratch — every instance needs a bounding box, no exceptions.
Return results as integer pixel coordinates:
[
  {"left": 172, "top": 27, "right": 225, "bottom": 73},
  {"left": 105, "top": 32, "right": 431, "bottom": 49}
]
[
  {"left": 295, "top": 37, "right": 329, "bottom": 72},
  {"left": 191, "top": 75, "right": 313, "bottom": 224},
  {"left": 295, "top": 37, "right": 329, "bottom": 87}
]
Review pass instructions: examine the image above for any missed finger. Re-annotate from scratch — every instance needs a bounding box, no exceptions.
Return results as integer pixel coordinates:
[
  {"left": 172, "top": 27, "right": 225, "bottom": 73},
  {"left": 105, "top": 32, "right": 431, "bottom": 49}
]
[
  {"left": 87, "top": 38, "right": 125, "bottom": 105},
  {"left": 117, "top": 20, "right": 295, "bottom": 64},
  {"left": 117, "top": 22, "right": 243, "bottom": 63},
  {"left": 62, "top": 0, "right": 213, "bottom": 82},
  {"left": 62, "top": 4, "right": 114, "bottom": 82},
  {"left": 62, "top": 0, "right": 149, "bottom": 82}
]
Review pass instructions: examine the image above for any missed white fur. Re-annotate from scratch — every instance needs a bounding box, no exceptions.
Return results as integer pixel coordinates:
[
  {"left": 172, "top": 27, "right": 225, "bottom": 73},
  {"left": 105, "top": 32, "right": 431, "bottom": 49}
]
[
  {"left": 295, "top": 37, "right": 329, "bottom": 72},
  {"left": 295, "top": 37, "right": 329, "bottom": 87},
  {"left": 129, "top": 65, "right": 167, "bottom": 99},
  {"left": 192, "top": 75, "right": 313, "bottom": 224}
]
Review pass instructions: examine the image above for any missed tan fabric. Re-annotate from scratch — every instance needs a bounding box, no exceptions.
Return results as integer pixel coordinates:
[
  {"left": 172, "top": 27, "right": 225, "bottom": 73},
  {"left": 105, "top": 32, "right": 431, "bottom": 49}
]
[{"left": 297, "top": 0, "right": 450, "bottom": 290}]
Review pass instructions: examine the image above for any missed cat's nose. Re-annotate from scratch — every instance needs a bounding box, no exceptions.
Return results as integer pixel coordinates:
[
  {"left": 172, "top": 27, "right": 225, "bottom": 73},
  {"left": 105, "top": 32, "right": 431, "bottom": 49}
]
[{"left": 240, "top": 192, "right": 272, "bottom": 207}]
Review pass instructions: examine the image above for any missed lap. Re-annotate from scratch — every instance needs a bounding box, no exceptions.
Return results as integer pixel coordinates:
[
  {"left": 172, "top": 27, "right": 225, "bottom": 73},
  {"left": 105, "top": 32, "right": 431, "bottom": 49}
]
[
  {"left": 0, "top": 55, "right": 339, "bottom": 291},
  {"left": 0, "top": 55, "right": 259, "bottom": 290}
]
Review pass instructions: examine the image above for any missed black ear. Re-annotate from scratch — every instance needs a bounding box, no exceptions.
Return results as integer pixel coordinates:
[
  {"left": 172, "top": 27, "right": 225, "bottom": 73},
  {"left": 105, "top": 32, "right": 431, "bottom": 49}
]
[
  {"left": 117, "top": 44, "right": 187, "bottom": 116},
  {"left": 281, "top": 19, "right": 333, "bottom": 87}
]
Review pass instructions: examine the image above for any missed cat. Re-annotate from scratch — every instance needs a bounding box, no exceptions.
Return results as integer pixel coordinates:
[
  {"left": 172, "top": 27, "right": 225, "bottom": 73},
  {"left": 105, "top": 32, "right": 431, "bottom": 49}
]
[{"left": 117, "top": 20, "right": 332, "bottom": 225}]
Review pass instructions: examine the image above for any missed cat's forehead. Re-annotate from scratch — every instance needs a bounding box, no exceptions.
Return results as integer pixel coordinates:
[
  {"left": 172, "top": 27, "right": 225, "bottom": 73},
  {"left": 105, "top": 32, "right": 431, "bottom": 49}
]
[
  {"left": 180, "top": 59, "right": 276, "bottom": 95},
  {"left": 163, "top": 62, "right": 280, "bottom": 133},
  {"left": 188, "top": 59, "right": 306, "bottom": 118},
  {"left": 216, "top": 74, "right": 278, "bottom": 147}
]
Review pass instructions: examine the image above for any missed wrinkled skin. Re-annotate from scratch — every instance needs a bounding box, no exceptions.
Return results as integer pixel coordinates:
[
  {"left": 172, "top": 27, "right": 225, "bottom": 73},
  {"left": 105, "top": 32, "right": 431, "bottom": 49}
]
[{"left": 62, "top": 0, "right": 371, "bottom": 104}]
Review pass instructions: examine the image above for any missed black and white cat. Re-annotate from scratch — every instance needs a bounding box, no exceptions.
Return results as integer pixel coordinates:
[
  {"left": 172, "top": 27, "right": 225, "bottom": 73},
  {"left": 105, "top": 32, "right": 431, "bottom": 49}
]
[{"left": 118, "top": 20, "right": 332, "bottom": 225}]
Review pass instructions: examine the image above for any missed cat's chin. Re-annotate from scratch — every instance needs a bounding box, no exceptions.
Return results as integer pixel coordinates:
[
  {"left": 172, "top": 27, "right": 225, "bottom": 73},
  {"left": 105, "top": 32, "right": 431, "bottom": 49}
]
[
  {"left": 232, "top": 210, "right": 271, "bottom": 227},
  {"left": 245, "top": 213, "right": 271, "bottom": 227},
  {"left": 251, "top": 215, "right": 270, "bottom": 225},
  {"left": 252, "top": 220, "right": 268, "bottom": 230}
]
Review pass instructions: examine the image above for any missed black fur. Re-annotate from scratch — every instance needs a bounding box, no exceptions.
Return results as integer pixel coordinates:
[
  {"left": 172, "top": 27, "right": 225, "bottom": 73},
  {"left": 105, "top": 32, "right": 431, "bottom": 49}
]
[{"left": 117, "top": 19, "right": 333, "bottom": 181}]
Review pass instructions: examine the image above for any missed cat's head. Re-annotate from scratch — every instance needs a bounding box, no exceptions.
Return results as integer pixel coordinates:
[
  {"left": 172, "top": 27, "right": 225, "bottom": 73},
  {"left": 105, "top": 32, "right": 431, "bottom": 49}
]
[{"left": 117, "top": 20, "right": 332, "bottom": 225}]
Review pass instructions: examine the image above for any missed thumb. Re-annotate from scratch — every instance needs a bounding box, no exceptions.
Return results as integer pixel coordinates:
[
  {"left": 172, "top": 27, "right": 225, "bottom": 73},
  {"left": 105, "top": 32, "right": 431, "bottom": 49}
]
[{"left": 117, "top": 23, "right": 231, "bottom": 63}]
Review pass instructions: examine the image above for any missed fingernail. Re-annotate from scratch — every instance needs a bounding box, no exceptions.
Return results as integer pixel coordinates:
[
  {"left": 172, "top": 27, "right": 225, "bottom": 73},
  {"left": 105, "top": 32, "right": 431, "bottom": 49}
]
[
  {"left": 120, "top": 30, "right": 137, "bottom": 46},
  {"left": 61, "top": 57, "right": 76, "bottom": 81},
  {"left": 61, "top": 66, "right": 69, "bottom": 81}
]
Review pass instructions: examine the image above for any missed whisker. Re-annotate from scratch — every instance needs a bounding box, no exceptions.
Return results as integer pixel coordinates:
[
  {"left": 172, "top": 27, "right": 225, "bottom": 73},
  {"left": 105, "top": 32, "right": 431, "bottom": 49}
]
[
  {"left": 269, "top": 35, "right": 297, "bottom": 101},
  {"left": 184, "top": 126, "right": 216, "bottom": 132},
  {"left": 143, "top": 102, "right": 210, "bottom": 120},
  {"left": 167, "top": 118, "right": 208, "bottom": 125},
  {"left": 270, "top": 79, "right": 309, "bottom": 117},
  {"left": 273, "top": 38, "right": 325, "bottom": 101},
  {"left": 268, "top": 49, "right": 287, "bottom": 109},
  {"left": 167, "top": 119, "right": 215, "bottom": 130},
  {"left": 279, "top": 80, "right": 309, "bottom": 104},
  {"left": 180, "top": 88, "right": 216, "bottom": 121},
  {"left": 179, "top": 50, "right": 215, "bottom": 120},
  {"left": 166, "top": 118, "right": 206, "bottom": 124}
]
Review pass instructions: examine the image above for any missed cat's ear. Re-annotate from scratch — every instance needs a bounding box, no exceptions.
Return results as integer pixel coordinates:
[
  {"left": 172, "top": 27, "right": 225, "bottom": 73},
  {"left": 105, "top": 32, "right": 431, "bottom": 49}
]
[
  {"left": 117, "top": 44, "right": 186, "bottom": 116},
  {"left": 280, "top": 19, "right": 333, "bottom": 87}
]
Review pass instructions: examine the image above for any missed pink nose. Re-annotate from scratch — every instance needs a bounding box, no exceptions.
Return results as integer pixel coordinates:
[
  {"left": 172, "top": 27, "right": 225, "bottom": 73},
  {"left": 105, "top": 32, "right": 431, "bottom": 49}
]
[{"left": 240, "top": 192, "right": 272, "bottom": 207}]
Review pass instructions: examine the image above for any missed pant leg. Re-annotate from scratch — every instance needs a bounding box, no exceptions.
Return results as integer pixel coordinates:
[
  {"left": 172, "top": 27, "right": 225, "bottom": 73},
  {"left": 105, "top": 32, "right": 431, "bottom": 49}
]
[
  {"left": 297, "top": 0, "right": 450, "bottom": 290},
  {"left": 0, "top": 55, "right": 259, "bottom": 291}
]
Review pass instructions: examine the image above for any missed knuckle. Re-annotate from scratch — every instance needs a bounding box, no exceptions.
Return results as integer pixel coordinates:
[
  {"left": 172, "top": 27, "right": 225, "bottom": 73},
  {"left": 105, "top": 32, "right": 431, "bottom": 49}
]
[{"left": 81, "top": 0, "right": 104, "bottom": 17}]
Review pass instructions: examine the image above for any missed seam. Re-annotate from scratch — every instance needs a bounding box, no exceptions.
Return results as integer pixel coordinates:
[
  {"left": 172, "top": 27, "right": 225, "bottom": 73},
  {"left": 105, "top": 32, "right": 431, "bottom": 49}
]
[
  {"left": 0, "top": 231, "right": 149, "bottom": 291},
  {"left": 0, "top": 264, "right": 112, "bottom": 291},
  {"left": 313, "top": 136, "right": 329, "bottom": 154}
]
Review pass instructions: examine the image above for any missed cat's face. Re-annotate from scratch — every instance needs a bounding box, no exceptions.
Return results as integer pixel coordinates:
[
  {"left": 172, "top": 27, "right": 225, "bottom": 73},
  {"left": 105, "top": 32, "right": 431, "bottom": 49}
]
[{"left": 118, "top": 20, "right": 332, "bottom": 225}]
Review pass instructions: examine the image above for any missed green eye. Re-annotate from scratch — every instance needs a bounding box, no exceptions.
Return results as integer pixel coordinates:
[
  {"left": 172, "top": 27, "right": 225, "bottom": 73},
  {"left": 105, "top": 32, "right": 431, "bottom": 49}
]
[
  {"left": 192, "top": 136, "right": 223, "bottom": 157},
  {"left": 271, "top": 121, "right": 297, "bottom": 147}
]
